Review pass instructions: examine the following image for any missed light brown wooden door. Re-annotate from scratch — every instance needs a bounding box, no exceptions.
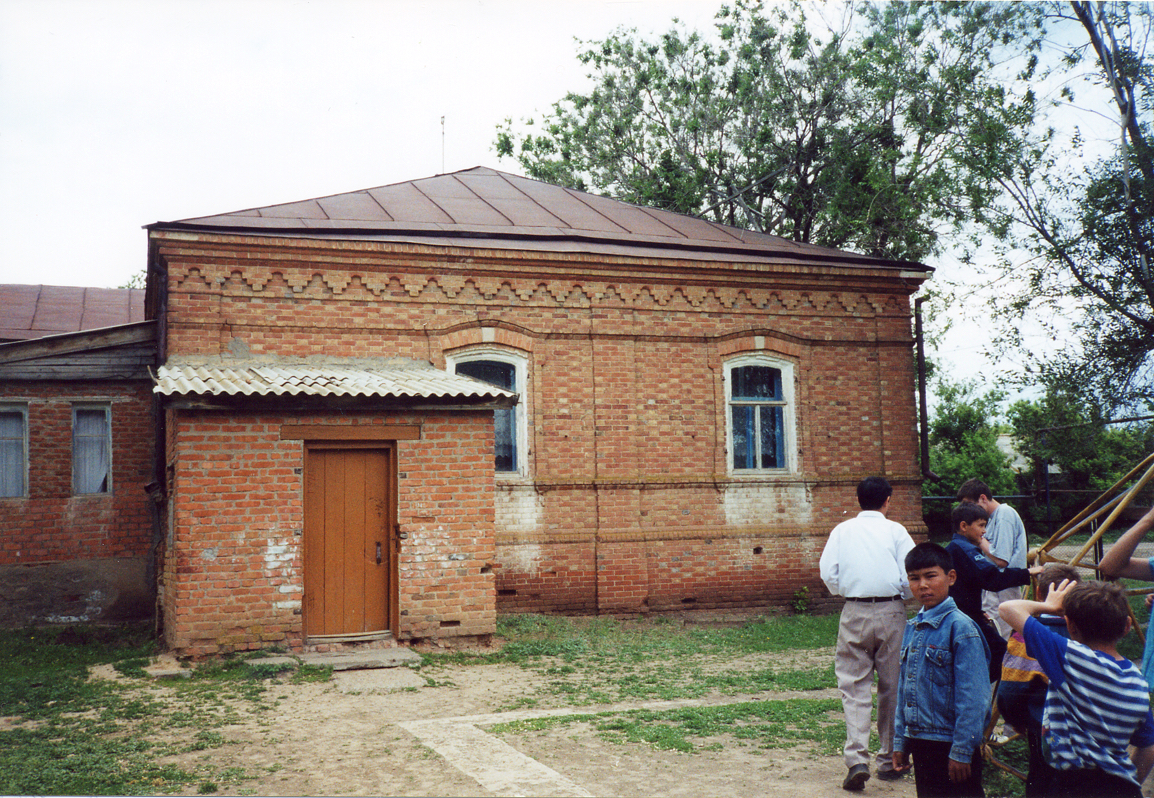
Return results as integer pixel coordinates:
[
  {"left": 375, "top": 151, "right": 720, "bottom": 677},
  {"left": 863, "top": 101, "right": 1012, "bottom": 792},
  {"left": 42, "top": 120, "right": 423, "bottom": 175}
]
[{"left": 303, "top": 446, "right": 395, "bottom": 638}]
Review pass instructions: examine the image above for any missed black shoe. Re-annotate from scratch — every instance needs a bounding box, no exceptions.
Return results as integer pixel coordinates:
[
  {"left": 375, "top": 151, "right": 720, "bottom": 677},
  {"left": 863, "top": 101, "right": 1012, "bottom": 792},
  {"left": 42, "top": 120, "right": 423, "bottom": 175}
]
[
  {"left": 877, "top": 768, "right": 904, "bottom": 781},
  {"left": 842, "top": 764, "right": 870, "bottom": 791}
]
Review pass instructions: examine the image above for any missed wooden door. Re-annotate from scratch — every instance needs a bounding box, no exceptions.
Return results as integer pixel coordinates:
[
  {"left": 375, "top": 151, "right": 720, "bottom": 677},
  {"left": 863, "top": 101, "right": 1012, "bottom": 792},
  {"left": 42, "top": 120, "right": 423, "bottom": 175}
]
[{"left": 303, "top": 446, "right": 395, "bottom": 639}]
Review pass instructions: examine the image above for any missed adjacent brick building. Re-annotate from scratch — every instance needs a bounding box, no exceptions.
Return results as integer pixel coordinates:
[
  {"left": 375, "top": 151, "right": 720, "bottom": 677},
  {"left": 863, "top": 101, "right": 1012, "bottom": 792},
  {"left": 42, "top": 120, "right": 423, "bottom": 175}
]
[
  {"left": 1, "top": 167, "right": 932, "bottom": 656},
  {"left": 0, "top": 287, "right": 156, "bottom": 626}
]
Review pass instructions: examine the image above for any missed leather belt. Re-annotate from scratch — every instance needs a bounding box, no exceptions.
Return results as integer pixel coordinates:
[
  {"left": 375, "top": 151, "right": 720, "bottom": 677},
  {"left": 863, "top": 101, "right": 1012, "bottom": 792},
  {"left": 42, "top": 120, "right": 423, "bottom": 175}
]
[{"left": 845, "top": 595, "right": 902, "bottom": 603}]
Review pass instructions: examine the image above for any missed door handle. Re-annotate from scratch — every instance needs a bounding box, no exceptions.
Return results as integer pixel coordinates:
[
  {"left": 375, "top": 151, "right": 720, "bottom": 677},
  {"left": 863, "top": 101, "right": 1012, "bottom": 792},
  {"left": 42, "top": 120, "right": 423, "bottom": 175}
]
[{"left": 376, "top": 542, "right": 382, "bottom": 565}]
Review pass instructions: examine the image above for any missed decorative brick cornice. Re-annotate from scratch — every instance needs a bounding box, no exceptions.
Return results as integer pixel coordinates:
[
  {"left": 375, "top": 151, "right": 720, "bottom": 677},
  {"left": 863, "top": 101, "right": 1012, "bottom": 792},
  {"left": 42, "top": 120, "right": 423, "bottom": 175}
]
[{"left": 169, "top": 262, "right": 910, "bottom": 319}]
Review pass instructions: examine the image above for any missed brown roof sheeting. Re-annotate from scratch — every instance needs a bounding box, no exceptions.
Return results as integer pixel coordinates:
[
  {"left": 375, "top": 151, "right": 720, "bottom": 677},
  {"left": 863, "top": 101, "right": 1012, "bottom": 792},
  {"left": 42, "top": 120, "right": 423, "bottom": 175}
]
[
  {"left": 152, "top": 167, "right": 931, "bottom": 273},
  {"left": 0, "top": 285, "right": 146, "bottom": 342}
]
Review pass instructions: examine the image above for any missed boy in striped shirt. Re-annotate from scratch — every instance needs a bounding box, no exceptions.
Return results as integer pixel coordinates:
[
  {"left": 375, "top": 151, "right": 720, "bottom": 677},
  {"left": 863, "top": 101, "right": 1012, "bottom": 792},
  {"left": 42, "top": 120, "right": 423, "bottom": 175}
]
[
  {"left": 1000, "top": 579, "right": 1154, "bottom": 797},
  {"left": 996, "top": 563, "right": 1079, "bottom": 797}
]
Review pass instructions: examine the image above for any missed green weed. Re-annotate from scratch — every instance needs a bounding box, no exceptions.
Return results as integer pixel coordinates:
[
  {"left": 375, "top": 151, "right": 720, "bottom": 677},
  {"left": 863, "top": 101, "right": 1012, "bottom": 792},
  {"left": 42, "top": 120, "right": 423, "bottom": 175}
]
[
  {"left": 791, "top": 586, "right": 811, "bottom": 614},
  {"left": 113, "top": 657, "right": 153, "bottom": 678},
  {"left": 188, "top": 730, "right": 226, "bottom": 751},
  {"left": 290, "top": 664, "right": 332, "bottom": 683},
  {"left": 0, "top": 722, "right": 199, "bottom": 795},
  {"left": 244, "top": 661, "right": 296, "bottom": 680},
  {"left": 983, "top": 736, "right": 1029, "bottom": 798}
]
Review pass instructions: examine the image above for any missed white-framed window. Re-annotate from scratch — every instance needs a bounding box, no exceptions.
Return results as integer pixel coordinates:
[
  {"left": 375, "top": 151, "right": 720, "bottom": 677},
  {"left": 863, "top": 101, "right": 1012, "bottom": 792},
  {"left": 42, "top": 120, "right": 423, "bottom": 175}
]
[
  {"left": 73, "top": 404, "right": 112, "bottom": 495},
  {"left": 725, "top": 355, "right": 795, "bottom": 473},
  {"left": 0, "top": 404, "right": 28, "bottom": 498},
  {"left": 446, "top": 349, "right": 527, "bottom": 476}
]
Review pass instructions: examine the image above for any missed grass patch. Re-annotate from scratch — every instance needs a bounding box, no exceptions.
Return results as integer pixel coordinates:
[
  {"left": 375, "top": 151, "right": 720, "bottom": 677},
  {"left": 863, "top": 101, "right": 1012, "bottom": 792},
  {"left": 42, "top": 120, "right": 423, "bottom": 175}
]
[
  {"left": 0, "top": 725, "right": 200, "bottom": 796},
  {"left": 290, "top": 663, "right": 332, "bottom": 683},
  {"left": 0, "top": 624, "right": 270, "bottom": 795},
  {"left": 983, "top": 736, "right": 1030, "bottom": 798},
  {"left": 419, "top": 612, "right": 839, "bottom": 705},
  {"left": 489, "top": 698, "right": 845, "bottom": 755}
]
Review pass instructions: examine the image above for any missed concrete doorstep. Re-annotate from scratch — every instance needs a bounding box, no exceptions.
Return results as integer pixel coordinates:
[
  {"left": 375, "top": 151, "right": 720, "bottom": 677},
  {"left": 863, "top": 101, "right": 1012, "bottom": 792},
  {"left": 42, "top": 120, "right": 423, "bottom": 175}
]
[
  {"left": 255, "top": 648, "right": 423, "bottom": 671},
  {"left": 139, "top": 647, "right": 424, "bottom": 680}
]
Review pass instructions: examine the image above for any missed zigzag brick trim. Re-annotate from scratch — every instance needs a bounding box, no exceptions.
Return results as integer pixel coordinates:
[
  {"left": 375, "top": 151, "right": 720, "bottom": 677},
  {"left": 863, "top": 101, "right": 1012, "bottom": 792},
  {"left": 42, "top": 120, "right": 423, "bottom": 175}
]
[{"left": 169, "top": 265, "right": 902, "bottom": 317}]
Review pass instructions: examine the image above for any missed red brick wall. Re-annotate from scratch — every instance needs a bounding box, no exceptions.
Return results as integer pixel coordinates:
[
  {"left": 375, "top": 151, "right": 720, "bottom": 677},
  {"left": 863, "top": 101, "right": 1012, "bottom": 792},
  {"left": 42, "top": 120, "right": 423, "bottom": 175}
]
[
  {"left": 154, "top": 235, "right": 927, "bottom": 628},
  {"left": 161, "top": 409, "right": 495, "bottom": 656},
  {"left": 0, "top": 381, "right": 154, "bottom": 565},
  {"left": 0, "top": 381, "right": 155, "bottom": 624}
]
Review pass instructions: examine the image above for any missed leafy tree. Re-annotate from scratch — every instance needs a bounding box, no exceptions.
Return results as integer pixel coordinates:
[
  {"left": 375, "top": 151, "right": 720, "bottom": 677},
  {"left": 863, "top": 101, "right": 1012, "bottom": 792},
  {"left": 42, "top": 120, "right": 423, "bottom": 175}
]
[
  {"left": 1007, "top": 388, "right": 1154, "bottom": 531},
  {"left": 118, "top": 270, "right": 146, "bottom": 290},
  {"left": 922, "top": 378, "right": 1016, "bottom": 537},
  {"left": 988, "top": 1, "right": 1154, "bottom": 411},
  {"left": 495, "top": 0, "right": 1044, "bottom": 263}
]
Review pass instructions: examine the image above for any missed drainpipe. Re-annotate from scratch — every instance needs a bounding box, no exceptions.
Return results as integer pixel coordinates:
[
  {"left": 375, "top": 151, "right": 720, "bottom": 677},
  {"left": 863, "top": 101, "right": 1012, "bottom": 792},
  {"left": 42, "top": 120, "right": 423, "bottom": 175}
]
[
  {"left": 146, "top": 243, "right": 169, "bottom": 639},
  {"left": 915, "top": 298, "right": 940, "bottom": 482}
]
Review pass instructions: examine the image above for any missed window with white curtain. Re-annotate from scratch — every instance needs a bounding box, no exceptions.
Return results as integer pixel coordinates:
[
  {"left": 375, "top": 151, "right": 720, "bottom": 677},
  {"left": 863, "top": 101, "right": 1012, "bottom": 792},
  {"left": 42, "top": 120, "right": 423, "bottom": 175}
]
[
  {"left": 0, "top": 406, "right": 27, "bottom": 498},
  {"left": 73, "top": 405, "right": 111, "bottom": 495}
]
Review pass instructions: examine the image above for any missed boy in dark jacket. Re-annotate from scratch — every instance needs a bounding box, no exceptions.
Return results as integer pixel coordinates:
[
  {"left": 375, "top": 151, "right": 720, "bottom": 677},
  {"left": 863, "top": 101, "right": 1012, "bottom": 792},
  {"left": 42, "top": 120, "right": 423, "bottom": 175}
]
[{"left": 947, "top": 502, "right": 1041, "bottom": 680}]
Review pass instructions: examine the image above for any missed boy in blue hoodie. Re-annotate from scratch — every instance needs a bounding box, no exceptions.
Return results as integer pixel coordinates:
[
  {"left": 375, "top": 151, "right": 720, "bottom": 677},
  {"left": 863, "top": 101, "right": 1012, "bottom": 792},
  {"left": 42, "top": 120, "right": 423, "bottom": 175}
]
[{"left": 893, "top": 542, "right": 991, "bottom": 797}]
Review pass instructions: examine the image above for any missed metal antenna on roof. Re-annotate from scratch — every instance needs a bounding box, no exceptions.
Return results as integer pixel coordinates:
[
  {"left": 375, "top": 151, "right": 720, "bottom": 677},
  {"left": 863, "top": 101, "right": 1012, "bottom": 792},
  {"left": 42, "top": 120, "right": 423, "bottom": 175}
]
[{"left": 441, "top": 116, "right": 445, "bottom": 174}]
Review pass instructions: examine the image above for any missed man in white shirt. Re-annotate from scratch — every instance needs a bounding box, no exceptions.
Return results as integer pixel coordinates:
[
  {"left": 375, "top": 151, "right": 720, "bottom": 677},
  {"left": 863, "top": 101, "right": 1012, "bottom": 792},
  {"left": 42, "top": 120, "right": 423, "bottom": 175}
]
[
  {"left": 819, "top": 476, "right": 916, "bottom": 791},
  {"left": 957, "top": 478, "right": 1028, "bottom": 639}
]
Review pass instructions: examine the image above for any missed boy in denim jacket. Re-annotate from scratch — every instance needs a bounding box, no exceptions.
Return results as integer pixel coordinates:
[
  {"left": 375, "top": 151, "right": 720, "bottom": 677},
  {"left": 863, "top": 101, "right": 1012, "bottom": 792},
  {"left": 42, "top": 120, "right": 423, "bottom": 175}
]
[{"left": 893, "top": 542, "right": 991, "bottom": 797}]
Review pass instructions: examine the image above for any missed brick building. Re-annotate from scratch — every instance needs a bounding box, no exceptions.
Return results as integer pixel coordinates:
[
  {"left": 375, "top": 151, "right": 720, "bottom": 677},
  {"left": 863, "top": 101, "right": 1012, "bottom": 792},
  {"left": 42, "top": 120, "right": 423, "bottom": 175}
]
[
  {"left": 0, "top": 286, "right": 156, "bottom": 626},
  {"left": 1, "top": 167, "right": 932, "bottom": 656},
  {"left": 144, "top": 167, "right": 931, "bottom": 656}
]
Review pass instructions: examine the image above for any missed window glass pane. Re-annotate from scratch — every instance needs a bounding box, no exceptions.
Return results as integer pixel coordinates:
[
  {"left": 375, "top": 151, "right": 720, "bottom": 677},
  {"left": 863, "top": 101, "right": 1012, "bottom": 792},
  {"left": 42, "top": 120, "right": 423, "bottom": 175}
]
[
  {"left": 731, "top": 366, "right": 782, "bottom": 401},
  {"left": 729, "top": 363, "right": 789, "bottom": 471},
  {"left": 73, "top": 408, "right": 110, "bottom": 494},
  {"left": 494, "top": 406, "right": 516, "bottom": 471},
  {"left": 455, "top": 360, "right": 515, "bottom": 391},
  {"left": 731, "top": 405, "right": 755, "bottom": 470},
  {"left": 759, "top": 406, "right": 785, "bottom": 469},
  {"left": 456, "top": 360, "right": 518, "bottom": 472},
  {"left": 0, "top": 411, "right": 24, "bottom": 498}
]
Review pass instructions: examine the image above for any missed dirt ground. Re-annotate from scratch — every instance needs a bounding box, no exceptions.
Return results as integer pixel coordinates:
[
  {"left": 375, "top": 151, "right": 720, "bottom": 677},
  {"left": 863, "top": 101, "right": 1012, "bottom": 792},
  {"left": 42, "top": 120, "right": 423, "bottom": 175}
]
[
  {"left": 92, "top": 647, "right": 924, "bottom": 798},
  {"left": 108, "top": 541, "right": 1154, "bottom": 797}
]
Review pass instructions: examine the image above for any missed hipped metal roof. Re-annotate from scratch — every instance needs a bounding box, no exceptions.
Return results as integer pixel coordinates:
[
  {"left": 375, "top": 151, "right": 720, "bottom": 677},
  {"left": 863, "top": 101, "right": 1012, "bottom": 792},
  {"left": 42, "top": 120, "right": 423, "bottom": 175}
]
[
  {"left": 0, "top": 285, "right": 146, "bottom": 341},
  {"left": 154, "top": 359, "right": 517, "bottom": 402},
  {"left": 151, "top": 166, "right": 931, "bottom": 273}
]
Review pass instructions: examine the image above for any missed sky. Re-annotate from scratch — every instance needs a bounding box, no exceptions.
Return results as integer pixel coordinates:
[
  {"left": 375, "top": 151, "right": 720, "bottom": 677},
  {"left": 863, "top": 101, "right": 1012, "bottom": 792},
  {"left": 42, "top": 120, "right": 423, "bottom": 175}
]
[
  {"left": 0, "top": 0, "right": 719, "bottom": 286},
  {"left": 0, "top": 0, "right": 1113, "bottom": 389}
]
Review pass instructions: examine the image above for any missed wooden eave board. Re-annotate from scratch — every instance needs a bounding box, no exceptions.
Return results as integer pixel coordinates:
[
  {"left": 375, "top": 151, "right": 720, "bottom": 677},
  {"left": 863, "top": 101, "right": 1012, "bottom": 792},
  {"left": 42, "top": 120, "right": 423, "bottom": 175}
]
[
  {"left": 0, "top": 321, "right": 156, "bottom": 365},
  {"left": 148, "top": 230, "right": 931, "bottom": 286}
]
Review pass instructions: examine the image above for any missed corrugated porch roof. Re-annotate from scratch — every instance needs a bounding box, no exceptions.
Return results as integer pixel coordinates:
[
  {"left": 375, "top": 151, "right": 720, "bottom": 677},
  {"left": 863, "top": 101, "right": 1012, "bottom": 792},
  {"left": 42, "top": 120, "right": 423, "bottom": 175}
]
[{"left": 154, "top": 358, "right": 516, "bottom": 402}]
